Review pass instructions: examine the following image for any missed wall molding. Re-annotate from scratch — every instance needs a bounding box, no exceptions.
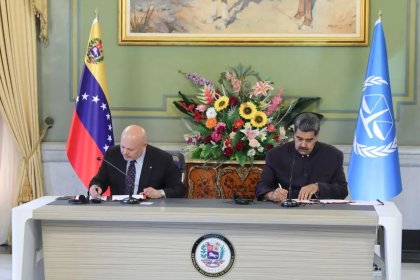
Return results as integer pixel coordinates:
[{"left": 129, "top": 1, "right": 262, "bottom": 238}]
[{"left": 41, "top": 142, "right": 420, "bottom": 167}]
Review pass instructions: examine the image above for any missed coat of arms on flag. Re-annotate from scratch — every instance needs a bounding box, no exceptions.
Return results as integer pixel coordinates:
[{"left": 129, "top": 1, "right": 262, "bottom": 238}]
[{"left": 86, "top": 38, "right": 104, "bottom": 64}]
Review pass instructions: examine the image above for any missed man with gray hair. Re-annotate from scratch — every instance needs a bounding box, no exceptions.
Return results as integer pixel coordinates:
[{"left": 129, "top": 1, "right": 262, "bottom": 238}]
[{"left": 255, "top": 112, "right": 348, "bottom": 201}]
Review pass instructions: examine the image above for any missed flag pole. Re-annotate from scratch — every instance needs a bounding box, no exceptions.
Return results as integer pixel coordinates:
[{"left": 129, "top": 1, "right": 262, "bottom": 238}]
[
  {"left": 95, "top": 7, "right": 99, "bottom": 21},
  {"left": 378, "top": 9, "right": 382, "bottom": 18}
]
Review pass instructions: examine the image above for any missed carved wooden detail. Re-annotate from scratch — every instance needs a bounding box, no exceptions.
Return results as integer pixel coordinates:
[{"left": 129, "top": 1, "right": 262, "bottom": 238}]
[{"left": 184, "top": 160, "right": 265, "bottom": 199}]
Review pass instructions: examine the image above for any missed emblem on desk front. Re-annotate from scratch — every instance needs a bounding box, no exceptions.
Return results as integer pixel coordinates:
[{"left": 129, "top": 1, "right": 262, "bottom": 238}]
[{"left": 191, "top": 234, "right": 235, "bottom": 277}]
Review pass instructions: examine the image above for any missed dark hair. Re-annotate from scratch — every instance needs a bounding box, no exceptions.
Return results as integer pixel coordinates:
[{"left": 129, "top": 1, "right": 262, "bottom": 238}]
[{"left": 294, "top": 113, "right": 320, "bottom": 136}]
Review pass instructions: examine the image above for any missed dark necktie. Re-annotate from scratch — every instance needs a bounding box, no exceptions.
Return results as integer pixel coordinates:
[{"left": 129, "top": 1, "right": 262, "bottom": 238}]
[{"left": 124, "top": 161, "right": 136, "bottom": 195}]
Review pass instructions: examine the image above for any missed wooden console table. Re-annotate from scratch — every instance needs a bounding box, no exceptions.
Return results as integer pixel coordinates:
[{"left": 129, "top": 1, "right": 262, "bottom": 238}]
[{"left": 183, "top": 159, "right": 265, "bottom": 199}]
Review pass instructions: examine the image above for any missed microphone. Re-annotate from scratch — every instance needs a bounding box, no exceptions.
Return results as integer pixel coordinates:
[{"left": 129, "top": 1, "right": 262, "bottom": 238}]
[
  {"left": 96, "top": 157, "right": 139, "bottom": 204},
  {"left": 97, "top": 157, "right": 126, "bottom": 175},
  {"left": 281, "top": 156, "right": 299, "bottom": 207}
]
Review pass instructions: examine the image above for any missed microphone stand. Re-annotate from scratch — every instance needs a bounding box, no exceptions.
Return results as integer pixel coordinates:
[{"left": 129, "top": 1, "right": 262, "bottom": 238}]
[
  {"left": 97, "top": 157, "right": 139, "bottom": 204},
  {"left": 281, "top": 157, "right": 299, "bottom": 207},
  {"left": 121, "top": 194, "right": 140, "bottom": 205}
]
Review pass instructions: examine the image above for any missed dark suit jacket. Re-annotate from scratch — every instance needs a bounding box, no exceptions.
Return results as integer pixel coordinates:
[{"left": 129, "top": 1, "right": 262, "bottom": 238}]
[
  {"left": 89, "top": 145, "right": 186, "bottom": 198},
  {"left": 255, "top": 141, "right": 348, "bottom": 200}
]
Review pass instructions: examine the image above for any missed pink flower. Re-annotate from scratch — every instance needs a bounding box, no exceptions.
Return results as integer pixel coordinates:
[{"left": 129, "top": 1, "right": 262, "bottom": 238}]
[
  {"left": 279, "top": 88, "right": 284, "bottom": 94},
  {"left": 215, "top": 122, "right": 226, "bottom": 133},
  {"left": 225, "top": 71, "right": 235, "bottom": 81},
  {"left": 267, "top": 124, "right": 276, "bottom": 132},
  {"left": 232, "top": 79, "right": 242, "bottom": 93},
  {"left": 251, "top": 81, "right": 274, "bottom": 97},
  {"left": 240, "top": 127, "right": 259, "bottom": 140},
  {"left": 249, "top": 139, "right": 260, "bottom": 148},
  {"left": 211, "top": 131, "right": 223, "bottom": 142},
  {"left": 196, "top": 105, "right": 207, "bottom": 112},
  {"left": 267, "top": 92, "right": 283, "bottom": 115}
]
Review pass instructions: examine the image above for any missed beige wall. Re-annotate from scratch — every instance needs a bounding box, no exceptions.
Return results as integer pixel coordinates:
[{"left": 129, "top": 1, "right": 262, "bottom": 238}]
[{"left": 38, "top": 0, "right": 419, "bottom": 145}]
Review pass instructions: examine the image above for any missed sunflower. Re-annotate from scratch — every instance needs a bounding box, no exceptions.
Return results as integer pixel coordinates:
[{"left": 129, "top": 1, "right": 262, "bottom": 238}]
[
  {"left": 251, "top": 111, "right": 268, "bottom": 128},
  {"left": 214, "top": 96, "right": 229, "bottom": 111},
  {"left": 239, "top": 102, "right": 257, "bottom": 119}
]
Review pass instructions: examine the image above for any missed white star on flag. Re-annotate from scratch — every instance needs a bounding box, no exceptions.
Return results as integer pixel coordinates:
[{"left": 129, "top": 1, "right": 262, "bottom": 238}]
[
  {"left": 92, "top": 96, "right": 100, "bottom": 103},
  {"left": 103, "top": 144, "right": 109, "bottom": 151},
  {"left": 107, "top": 135, "right": 112, "bottom": 142},
  {"left": 82, "top": 93, "right": 89, "bottom": 100},
  {"left": 76, "top": 96, "right": 79, "bottom": 102},
  {"left": 100, "top": 103, "right": 107, "bottom": 110},
  {"left": 106, "top": 113, "right": 110, "bottom": 120},
  {"left": 108, "top": 124, "right": 112, "bottom": 131}
]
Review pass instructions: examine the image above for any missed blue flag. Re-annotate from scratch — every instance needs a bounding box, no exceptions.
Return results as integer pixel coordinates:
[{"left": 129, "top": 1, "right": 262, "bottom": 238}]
[{"left": 348, "top": 16, "right": 402, "bottom": 201}]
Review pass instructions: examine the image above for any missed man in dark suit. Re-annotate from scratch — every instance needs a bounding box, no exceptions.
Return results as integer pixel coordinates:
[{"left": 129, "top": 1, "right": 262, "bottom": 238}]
[
  {"left": 255, "top": 113, "right": 348, "bottom": 202},
  {"left": 89, "top": 125, "right": 186, "bottom": 198}
]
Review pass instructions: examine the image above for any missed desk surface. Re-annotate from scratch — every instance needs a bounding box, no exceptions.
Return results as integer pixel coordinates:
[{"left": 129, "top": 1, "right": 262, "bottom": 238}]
[
  {"left": 34, "top": 198, "right": 379, "bottom": 226},
  {"left": 48, "top": 198, "right": 375, "bottom": 211}
]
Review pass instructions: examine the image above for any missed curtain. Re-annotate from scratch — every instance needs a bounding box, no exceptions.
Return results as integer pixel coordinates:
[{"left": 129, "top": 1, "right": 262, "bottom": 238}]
[
  {"left": 0, "top": 0, "right": 49, "bottom": 244},
  {"left": 0, "top": 114, "right": 20, "bottom": 244}
]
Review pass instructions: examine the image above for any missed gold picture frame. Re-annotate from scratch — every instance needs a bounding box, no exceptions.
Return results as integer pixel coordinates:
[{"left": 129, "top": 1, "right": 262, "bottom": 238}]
[{"left": 118, "top": 0, "right": 369, "bottom": 46}]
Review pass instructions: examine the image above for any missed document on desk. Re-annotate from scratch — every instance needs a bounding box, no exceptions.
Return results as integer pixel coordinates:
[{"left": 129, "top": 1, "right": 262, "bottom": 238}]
[
  {"left": 349, "top": 201, "right": 382, "bottom": 205},
  {"left": 296, "top": 200, "right": 354, "bottom": 204},
  {"left": 92, "top": 194, "right": 146, "bottom": 201}
]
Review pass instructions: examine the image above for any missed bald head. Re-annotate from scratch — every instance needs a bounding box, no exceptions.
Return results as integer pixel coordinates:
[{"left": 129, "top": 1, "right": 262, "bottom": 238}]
[{"left": 120, "top": 125, "right": 148, "bottom": 161}]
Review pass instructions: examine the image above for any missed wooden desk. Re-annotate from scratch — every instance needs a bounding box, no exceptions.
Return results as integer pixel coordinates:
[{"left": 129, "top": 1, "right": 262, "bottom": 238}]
[{"left": 13, "top": 197, "right": 402, "bottom": 280}]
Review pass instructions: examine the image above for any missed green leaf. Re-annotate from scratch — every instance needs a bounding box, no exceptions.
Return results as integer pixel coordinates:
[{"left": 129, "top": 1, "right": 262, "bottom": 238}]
[
  {"left": 191, "top": 148, "right": 202, "bottom": 159},
  {"left": 226, "top": 110, "right": 240, "bottom": 130},
  {"left": 291, "top": 97, "right": 321, "bottom": 115},
  {"left": 212, "top": 146, "right": 222, "bottom": 158},
  {"left": 194, "top": 124, "right": 212, "bottom": 137},
  {"left": 231, "top": 130, "right": 242, "bottom": 146},
  {"left": 242, "top": 65, "right": 252, "bottom": 77},
  {"left": 201, "top": 144, "right": 213, "bottom": 158},
  {"left": 220, "top": 110, "right": 230, "bottom": 125},
  {"left": 178, "top": 91, "right": 199, "bottom": 106},
  {"left": 236, "top": 151, "right": 247, "bottom": 166},
  {"left": 248, "top": 156, "right": 254, "bottom": 166},
  {"left": 228, "top": 66, "right": 239, "bottom": 77},
  {"left": 236, "top": 63, "right": 244, "bottom": 77},
  {"left": 265, "top": 76, "right": 271, "bottom": 81}
]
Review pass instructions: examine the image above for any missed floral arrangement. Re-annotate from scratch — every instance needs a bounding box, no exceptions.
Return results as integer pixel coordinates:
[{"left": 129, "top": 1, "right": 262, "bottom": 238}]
[{"left": 173, "top": 64, "right": 323, "bottom": 166}]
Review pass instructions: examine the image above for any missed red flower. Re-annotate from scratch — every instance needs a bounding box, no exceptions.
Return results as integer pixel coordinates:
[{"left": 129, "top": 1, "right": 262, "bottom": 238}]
[
  {"left": 273, "top": 134, "right": 279, "bottom": 143},
  {"left": 224, "top": 147, "right": 234, "bottom": 157},
  {"left": 187, "top": 104, "right": 195, "bottom": 111},
  {"left": 235, "top": 141, "right": 244, "bottom": 150},
  {"left": 193, "top": 110, "right": 205, "bottom": 122},
  {"left": 225, "top": 137, "right": 232, "bottom": 148},
  {"left": 204, "top": 135, "right": 212, "bottom": 143},
  {"left": 180, "top": 102, "right": 195, "bottom": 112},
  {"left": 232, "top": 126, "right": 238, "bottom": 132},
  {"left": 233, "top": 119, "right": 244, "bottom": 128},
  {"left": 266, "top": 144, "right": 274, "bottom": 150},
  {"left": 229, "top": 97, "right": 239, "bottom": 106}
]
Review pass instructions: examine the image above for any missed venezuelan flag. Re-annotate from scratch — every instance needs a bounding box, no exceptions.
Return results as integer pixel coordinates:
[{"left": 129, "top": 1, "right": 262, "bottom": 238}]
[{"left": 67, "top": 16, "right": 114, "bottom": 196}]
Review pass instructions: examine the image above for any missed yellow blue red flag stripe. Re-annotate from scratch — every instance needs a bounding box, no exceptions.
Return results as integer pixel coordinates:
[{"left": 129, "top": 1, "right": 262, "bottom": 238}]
[{"left": 67, "top": 17, "right": 114, "bottom": 196}]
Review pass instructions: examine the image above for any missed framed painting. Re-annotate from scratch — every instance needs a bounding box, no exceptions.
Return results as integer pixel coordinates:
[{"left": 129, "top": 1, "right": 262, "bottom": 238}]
[{"left": 118, "top": 0, "right": 369, "bottom": 46}]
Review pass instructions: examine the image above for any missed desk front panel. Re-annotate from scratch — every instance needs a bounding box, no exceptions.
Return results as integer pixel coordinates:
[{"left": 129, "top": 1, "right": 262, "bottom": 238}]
[{"left": 40, "top": 220, "right": 376, "bottom": 280}]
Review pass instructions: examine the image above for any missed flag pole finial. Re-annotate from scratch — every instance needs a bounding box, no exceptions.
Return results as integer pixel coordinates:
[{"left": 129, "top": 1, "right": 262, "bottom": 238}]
[
  {"left": 95, "top": 7, "right": 99, "bottom": 21},
  {"left": 378, "top": 9, "right": 382, "bottom": 18}
]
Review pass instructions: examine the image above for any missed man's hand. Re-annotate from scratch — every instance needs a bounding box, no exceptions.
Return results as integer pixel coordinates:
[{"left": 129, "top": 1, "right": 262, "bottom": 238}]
[
  {"left": 298, "top": 183, "right": 319, "bottom": 200},
  {"left": 89, "top": 185, "right": 102, "bottom": 198},
  {"left": 143, "top": 187, "right": 162, "bottom": 199},
  {"left": 265, "top": 188, "right": 288, "bottom": 202}
]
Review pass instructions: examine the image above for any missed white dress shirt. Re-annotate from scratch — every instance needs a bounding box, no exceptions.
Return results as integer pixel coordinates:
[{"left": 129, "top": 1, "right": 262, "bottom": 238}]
[{"left": 126, "top": 149, "right": 146, "bottom": 195}]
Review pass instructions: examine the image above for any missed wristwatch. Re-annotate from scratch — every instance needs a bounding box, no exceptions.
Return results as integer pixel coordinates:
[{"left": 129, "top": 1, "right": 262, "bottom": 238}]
[{"left": 159, "top": 189, "right": 166, "bottom": 198}]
